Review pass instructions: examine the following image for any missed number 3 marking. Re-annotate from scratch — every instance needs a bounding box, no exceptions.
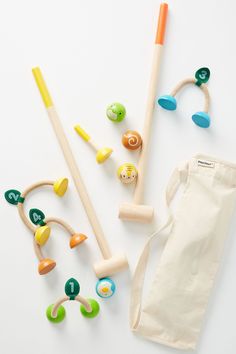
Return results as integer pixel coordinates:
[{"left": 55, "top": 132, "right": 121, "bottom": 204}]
[{"left": 199, "top": 70, "right": 207, "bottom": 80}]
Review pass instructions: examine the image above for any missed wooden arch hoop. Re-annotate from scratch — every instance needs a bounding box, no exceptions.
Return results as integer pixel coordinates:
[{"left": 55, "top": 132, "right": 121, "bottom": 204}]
[
  {"left": 17, "top": 180, "right": 77, "bottom": 235},
  {"left": 171, "top": 78, "right": 210, "bottom": 113},
  {"left": 50, "top": 295, "right": 92, "bottom": 318},
  {"left": 17, "top": 180, "right": 87, "bottom": 275}
]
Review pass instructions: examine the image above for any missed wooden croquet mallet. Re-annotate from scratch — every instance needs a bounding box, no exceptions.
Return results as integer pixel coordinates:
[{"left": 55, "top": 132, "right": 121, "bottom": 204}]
[
  {"left": 32, "top": 67, "right": 128, "bottom": 278},
  {"left": 119, "top": 3, "right": 168, "bottom": 223},
  {"left": 74, "top": 124, "right": 113, "bottom": 164}
]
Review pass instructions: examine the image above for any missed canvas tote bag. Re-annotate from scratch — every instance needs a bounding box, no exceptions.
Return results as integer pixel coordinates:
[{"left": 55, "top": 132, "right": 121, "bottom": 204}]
[{"left": 130, "top": 154, "right": 236, "bottom": 350}]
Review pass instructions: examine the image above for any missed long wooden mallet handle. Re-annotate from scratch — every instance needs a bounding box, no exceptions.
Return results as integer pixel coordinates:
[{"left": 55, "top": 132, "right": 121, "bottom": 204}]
[
  {"left": 32, "top": 68, "right": 112, "bottom": 260},
  {"left": 133, "top": 3, "right": 168, "bottom": 204}
]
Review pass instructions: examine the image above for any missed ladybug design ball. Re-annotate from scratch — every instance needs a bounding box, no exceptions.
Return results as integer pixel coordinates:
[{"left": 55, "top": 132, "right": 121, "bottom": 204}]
[
  {"left": 96, "top": 278, "right": 116, "bottom": 298},
  {"left": 106, "top": 103, "right": 126, "bottom": 122},
  {"left": 122, "top": 130, "right": 142, "bottom": 150}
]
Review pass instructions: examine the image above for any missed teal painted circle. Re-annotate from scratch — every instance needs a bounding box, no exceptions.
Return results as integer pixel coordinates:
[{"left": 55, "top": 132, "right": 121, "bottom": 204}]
[
  {"left": 96, "top": 278, "right": 116, "bottom": 298},
  {"left": 192, "top": 112, "right": 210, "bottom": 128},
  {"left": 158, "top": 95, "right": 177, "bottom": 111},
  {"left": 80, "top": 299, "right": 100, "bottom": 318},
  {"left": 106, "top": 103, "right": 126, "bottom": 122},
  {"left": 46, "top": 304, "right": 66, "bottom": 323}
]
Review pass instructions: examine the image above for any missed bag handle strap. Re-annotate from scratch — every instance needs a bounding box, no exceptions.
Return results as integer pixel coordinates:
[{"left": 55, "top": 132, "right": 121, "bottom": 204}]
[{"left": 130, "top": 162, "right": 189, "bottom": 329}]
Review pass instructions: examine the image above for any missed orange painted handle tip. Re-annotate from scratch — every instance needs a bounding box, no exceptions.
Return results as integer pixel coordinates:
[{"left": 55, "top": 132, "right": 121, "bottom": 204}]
[{"left": 155, "top": 3, "right": 168, "bottom": 45}]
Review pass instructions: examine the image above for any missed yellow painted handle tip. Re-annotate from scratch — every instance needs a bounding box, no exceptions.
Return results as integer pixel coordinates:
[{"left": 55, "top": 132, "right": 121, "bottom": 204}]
[
  {"left": 32, "top": 67, "right": 53, "bottom": 108},
  {"left": 74, "top": 125, "right": 90, "bottom": 142}
]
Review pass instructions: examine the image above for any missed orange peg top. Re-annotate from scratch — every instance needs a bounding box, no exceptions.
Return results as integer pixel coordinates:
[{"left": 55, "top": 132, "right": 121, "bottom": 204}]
[{"left": 155, "top": 3, "right": 168, "bottom": 45}]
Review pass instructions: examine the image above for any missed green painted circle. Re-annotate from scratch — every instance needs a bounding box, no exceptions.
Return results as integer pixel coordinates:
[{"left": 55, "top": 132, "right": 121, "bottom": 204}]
[
  {"left": 46, "top": 304, "right": 66, "bottom": 323},
  {"left": 106, "top": 103, "right": 126, "bottom": 122},
  {"left": 80, "top": 299, "right": 100, "bottom": 318}
]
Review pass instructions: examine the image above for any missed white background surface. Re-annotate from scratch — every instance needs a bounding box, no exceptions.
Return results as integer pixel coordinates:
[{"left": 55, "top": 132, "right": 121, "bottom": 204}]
[{"left": 1, "top": 0, "right": 236, "bottom": 353}]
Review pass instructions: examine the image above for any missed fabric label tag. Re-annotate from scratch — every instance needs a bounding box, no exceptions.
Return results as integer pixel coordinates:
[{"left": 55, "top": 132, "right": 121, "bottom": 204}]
[{"left": 197, "top": 159, "right": 215, "bottom": 168}]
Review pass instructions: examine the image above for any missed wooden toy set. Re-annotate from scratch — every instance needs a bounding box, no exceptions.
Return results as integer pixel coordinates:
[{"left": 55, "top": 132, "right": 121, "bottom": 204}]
[
  {"left": 3, "top": 0, "right": 169, "bottom": 324},
  {"left": 5, "top": 3, "right": 234, "bottom": 351}
]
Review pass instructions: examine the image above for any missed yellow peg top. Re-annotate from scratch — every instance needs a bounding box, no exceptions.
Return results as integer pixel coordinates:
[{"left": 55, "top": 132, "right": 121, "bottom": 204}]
[
  {"left": 74, "top": 125, "right": 91, "bottom": 142},
  {"left": 35, "top": 225, "right": 51, "bottom": 246},
  {"left": 53, "top": 177, "right": 68, "bottom": 197},
  {"left": 32, "top": 67, "right": 53, "bottom": 108}
]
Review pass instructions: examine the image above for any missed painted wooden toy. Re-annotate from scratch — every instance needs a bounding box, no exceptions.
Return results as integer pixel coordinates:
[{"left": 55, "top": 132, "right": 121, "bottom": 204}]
[
  {"left": 158, "top": 67, "right": 211, "bottom": 128},
  {"left": 32, "top": 67, "right": 128, "bottom": 279},
  {"left": 74, "top": 124, "right": 113, "bottom": 163},
  {"left": 117, "top": 163, "right": 138, "bottom": 184},
  {"left": 4, "top": 178, "right": 87, "bottom": 275},
  {"left": 119, "top": 3, "right": 168, "bottom": 223},
  {"left": 96, "top": 278, "right": 116, "bottom": 298},
  {"left": 122, "top": 130, "right": 142, "bottom": 150},
  {"left": 106, "top": 102, "right": 126, "bottom": 122},
  {"left": 46, "top": 278, "right": 100, "bottom": 323}
]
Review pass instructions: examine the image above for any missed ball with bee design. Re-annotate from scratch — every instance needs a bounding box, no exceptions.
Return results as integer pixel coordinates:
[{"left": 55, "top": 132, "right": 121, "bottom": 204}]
[{"left": 117, "top": 163, "right": 138, "bottom": 184}]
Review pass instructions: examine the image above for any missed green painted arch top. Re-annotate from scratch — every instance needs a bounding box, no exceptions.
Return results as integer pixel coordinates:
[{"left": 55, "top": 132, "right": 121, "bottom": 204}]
[
  {"left": 4, "top": 189, "right": 22, "bottom": 205},
  {"left": 65, "top": 278, "right": 80, "bottom": 299},
  {"left": 195, "top": 67, "right": 210, "bottom": 86},
  {"left": 29, "top": 208, "right": 46, "bottom": 225}
]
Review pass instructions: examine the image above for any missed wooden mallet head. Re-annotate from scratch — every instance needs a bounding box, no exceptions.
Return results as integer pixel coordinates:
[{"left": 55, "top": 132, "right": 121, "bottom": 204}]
[
  {"left": 93, "top": 253, "right": 128, "bottom": 279},
  {"left": 119, "top": 203, "right": 154, "bottom": 223}
]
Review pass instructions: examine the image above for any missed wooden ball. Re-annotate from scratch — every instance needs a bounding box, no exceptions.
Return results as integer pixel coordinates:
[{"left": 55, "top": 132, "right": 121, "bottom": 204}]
[
  {"left": 96, "top": 278, "right": 116, "bottom": 298},
  {"left": 117, "top": 163, "right": 138, "bottom": 184},
  {"left": 122, "top": 130, "right": 142, "bottom": 150}
]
